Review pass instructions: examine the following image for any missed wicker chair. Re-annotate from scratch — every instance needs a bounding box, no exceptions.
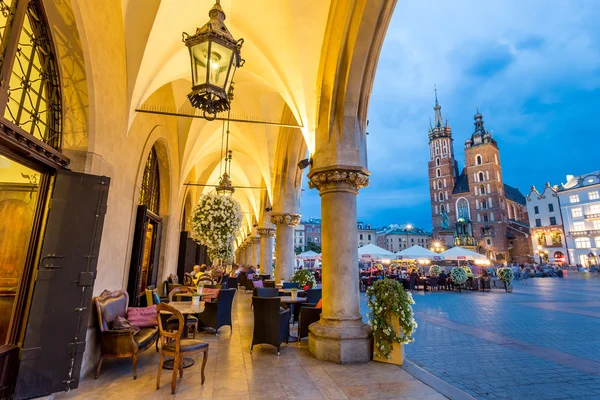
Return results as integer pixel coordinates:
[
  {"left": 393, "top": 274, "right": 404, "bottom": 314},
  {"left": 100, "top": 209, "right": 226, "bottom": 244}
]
[
  {"left": 196, "top": 289, "right": 236, "bottom": 335},
  {"left": 250, "top": 297, "right": 290, "bottom": 355}
]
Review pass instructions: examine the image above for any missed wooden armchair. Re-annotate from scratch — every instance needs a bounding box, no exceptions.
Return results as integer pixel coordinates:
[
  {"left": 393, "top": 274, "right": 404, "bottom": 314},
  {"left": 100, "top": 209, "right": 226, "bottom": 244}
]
[
  {"left": 94, "top": 290, "right": 158, "bottom": 379},
  {"left": 167, "top": 287, "right": 198, "bottom": 337}
]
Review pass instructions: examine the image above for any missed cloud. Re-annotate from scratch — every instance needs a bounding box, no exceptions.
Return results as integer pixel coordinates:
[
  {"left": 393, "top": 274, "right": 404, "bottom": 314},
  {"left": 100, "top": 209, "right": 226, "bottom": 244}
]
[{"left": 301, "top": 0, "right": 600, "bottom": 230}]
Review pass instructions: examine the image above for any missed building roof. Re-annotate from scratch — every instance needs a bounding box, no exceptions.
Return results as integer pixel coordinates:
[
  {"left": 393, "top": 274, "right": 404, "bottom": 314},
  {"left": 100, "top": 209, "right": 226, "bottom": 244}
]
[
  {"left": 452, "top": 171, "right": 470, "bottom": 194},
  {"left": 503, "top": 184, "right": 526, "bottom": 205},
  {"left": 557, "top": 170, "right": 600, "bottom": 192},
  {"left": 386, "top": 227, "right": 431, "bottom": 236}
]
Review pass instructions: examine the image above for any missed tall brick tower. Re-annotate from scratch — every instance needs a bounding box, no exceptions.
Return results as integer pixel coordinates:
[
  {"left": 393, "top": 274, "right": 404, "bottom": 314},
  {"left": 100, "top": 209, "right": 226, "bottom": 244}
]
[
  {"left": 428, "top": 89, "right": 458, "bottom": 245},
  {"left": 463, "top": 110, "right": 507, "bottom": 256}
]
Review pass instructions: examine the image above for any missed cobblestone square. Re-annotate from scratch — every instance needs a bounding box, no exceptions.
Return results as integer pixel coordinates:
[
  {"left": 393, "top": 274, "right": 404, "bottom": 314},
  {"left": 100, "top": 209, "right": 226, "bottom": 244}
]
[{"left": 361, "top": 275, "right": 600, "bottom": 400}]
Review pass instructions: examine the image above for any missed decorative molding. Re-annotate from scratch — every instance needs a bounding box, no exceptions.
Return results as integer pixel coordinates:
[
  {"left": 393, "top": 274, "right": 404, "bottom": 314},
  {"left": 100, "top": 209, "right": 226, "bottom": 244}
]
[
  {"left": 308, "top": 166, "right": 370, "bottom": 193},
  {"left": 250, "top": 236, "right": 260, "bottom": 244},
  {"left": 257, "top": 227, "right": 276, "bottom": 237},
  {"left": 0, "top": 121, "right": 69, "bottom": 169},
  {"left": 270, "top": 213, "right": 301, "bottom": 227}
]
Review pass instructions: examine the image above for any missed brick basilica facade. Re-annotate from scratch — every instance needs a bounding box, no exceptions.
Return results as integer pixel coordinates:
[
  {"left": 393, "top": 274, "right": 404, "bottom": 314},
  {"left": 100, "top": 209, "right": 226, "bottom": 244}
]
[{"left": 427, "top": 92, "right": 533, "bottom": 263}]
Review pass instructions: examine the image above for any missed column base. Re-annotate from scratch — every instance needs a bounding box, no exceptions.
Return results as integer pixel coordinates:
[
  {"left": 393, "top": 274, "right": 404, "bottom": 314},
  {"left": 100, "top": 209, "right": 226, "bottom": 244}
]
[{"left": 308, "top": 316, "right": 372, "bottom": 364}]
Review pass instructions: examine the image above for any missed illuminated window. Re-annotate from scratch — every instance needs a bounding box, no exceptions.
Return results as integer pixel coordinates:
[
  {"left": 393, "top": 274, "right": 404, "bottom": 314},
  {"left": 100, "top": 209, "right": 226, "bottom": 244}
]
[
  {"left": 1, "top": 0, "right": 61, "bottom": 149},
  {"left": 572, "top": 208, "right": 583, "bottom": 218},
  {"left": 593, "top": 220, "right": 600, "bottom": 230},
  {"left": 591, "top": 205, "right": 600, "bottom": 214},
  {"left": 589, "top": 191, "right": 599, "bottom": 200},
  {"left": 575, "top": 237, "right": 590, "bottom": 249},
  {"left": 573, "top": 221, "right": 585, "bottom": 231},
  {"left": 570, "top": 195, "right": 580, "bottom": 203}
]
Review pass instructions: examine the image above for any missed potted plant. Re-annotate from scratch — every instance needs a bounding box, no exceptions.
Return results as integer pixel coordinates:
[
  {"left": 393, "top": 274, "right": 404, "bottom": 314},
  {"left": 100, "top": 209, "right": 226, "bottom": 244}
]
[
  {"left": 429, "top": 265, "right": 442, "bottom": 277},
  {"left": 497, "top": 267, "right": 514, "bottom": 292},
  {"left": 450, "top": 267, "right": 467, "bottom": 292},
  {"left": 367, "top": 278, "right": 417, "bottom": 365},
  {"left": 290, "top": 269, "right": 317, "bottom": 290}
]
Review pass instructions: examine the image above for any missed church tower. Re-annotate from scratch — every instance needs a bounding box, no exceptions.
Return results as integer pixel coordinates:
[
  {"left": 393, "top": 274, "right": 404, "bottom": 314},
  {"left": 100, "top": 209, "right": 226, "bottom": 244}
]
[
  {"left": 428, "top": 89, "right": 458, "bottom": 243},
  {"left": 463, "top": 109, "right": 506, "bottom": 257}
]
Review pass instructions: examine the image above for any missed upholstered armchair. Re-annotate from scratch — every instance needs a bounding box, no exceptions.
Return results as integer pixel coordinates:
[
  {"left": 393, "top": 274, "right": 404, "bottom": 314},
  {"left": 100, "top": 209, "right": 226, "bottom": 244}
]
[
  {"left": 94, "top": 290, "right": 159, "bottom": 379},
  {"left": 251, "top": 296, "right": 290, "bottom": 355},
  {"left": 299, "top": 305, "right": 321, "bottom": 340}
]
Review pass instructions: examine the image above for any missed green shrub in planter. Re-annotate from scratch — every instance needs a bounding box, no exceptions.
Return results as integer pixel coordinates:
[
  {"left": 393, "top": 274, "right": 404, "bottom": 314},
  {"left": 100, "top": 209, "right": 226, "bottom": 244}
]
[{"left": 429, "top": 265, "right": 442, "bottom": 277}]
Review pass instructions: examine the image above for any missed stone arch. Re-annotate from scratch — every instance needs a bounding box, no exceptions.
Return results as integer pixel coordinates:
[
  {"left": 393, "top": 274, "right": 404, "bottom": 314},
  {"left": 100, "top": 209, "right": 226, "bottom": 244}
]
[{"left": 135, "top": 130, "right": 172, "bottom": 217}]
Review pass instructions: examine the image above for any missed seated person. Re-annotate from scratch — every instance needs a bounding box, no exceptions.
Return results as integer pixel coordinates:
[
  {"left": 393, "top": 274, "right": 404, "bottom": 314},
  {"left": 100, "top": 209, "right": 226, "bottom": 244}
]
[{"left": 190, "top": 265, "right": 201, "bottom": 278}]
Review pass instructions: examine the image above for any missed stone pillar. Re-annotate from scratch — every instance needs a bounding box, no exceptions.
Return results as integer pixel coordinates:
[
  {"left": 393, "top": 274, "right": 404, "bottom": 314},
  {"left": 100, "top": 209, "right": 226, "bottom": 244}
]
[
  {"left": 271, "top": 213, "right": 300, "bottom": 282},
  {"left": 258, "top": 228, "right": 275, "bottom": 277},
  {"left": 307, "top": 167, "right": 371, "bottom": 363},
  {"left": 251, "top": 237, "right": 261, "bottom": 267},
  {"left": 244, "top": 243, "right": 252, "bottom": 266}
]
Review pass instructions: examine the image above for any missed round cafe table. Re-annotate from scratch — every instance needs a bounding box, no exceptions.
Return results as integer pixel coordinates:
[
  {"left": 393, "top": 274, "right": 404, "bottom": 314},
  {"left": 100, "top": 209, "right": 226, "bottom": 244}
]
[
  {"left": 279, "top": 296, "right": 307, "bottom": 342},
  {"left": 159, "top": 301, "right": 205, "bottom": 370}
]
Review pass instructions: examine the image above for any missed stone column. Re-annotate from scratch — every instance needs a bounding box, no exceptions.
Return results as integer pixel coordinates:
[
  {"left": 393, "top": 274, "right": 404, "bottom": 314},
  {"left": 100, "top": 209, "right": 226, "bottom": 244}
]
[
  {"left": 244, "top": 243, "right": 252, "bottom": 266},
  {"left": 258, "top": 228, "right": 275, "bottom": 277},
  {"left": 271, "top": 213, "right": 300, "bottom": 282},
  {"left": 251, "top": 236, "right": 261, "bottom": 267},
  {"left": 307, "top": 167, "right": 371, "bottom": 363}
]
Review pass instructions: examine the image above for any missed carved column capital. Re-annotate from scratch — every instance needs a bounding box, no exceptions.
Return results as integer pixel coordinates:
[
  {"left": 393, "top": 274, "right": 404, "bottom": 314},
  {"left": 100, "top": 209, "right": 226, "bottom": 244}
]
[
  {"left": 257, "top": 227, "right": 276, "bottom": 237},
  {"left": 307, "top": 166, "right": 370, "bottom": 194},
  {"left": 270, "top": 213, "right": 301, "bottom": 227},
  {"left": 250, "top": 236, "right": 260, "bottom": 244}
]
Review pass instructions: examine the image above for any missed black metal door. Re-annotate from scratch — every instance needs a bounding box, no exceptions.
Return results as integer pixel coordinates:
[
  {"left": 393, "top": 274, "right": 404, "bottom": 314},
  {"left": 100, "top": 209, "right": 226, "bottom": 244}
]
[
  {"left": 127, "top": 205, "right": 148, "bottom": 306},
  {"left": 14, "top": 171, "right": 110, "bottom": 400}
]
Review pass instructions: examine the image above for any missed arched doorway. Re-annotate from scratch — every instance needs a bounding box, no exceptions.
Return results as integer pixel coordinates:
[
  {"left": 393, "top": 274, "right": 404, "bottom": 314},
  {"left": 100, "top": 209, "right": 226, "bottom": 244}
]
[{"left": 127, "top": 146, "right": 164, "bottom": 306}]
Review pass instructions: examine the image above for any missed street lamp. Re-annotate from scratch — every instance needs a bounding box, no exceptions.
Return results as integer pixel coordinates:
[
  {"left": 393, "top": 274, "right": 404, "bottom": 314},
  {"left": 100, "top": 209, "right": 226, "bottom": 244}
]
[{"left": 183, "top": 0, "right": 244, "bottom": 120}]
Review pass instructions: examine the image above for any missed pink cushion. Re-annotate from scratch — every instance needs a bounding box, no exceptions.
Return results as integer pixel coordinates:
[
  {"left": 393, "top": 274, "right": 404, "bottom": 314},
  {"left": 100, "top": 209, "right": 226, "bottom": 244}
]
[
  {"left": 127, "top": 305, "right": 158, "bottom": 328},
  {"left": 203, "top": 288, "right": 220, "bottom": 300},
  {"left": 252, "top": 280, "right": 263, "bottom": 288}
]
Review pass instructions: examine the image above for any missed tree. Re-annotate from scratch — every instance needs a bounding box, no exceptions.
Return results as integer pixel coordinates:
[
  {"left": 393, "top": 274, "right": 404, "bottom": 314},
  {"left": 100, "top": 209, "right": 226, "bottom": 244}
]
[
  {"left": 295, "top": 246, "right": 304, "bottom": 255},
  {"left": 305, "top": 242, "right": 322, "bottom": 253}
]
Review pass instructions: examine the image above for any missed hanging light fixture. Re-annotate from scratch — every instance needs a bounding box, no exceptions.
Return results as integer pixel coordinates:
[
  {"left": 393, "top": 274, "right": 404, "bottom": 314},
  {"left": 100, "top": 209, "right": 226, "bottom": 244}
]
[{"left": 183, "top": 0, "right": 244, "bottom": 120}]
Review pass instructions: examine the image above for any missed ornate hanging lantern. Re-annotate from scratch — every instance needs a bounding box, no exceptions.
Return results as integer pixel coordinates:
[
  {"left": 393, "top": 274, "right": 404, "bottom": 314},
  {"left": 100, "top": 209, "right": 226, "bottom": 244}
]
[{"left": 183, "top": 0, "right": 244, "bottom": 120}]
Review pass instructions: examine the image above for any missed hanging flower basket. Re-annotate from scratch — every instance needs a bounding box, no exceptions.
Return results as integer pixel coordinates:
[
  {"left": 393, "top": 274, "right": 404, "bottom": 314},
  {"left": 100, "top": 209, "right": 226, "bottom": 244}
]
[
  {"left": 191, "top": 192, "right": 242, "bottom": 261},
  {"left": 367, "top": 278, "right": 417, "bottom": 365},
  {"left": 497, "top": 267, "right": 514, "bottom": 292}
]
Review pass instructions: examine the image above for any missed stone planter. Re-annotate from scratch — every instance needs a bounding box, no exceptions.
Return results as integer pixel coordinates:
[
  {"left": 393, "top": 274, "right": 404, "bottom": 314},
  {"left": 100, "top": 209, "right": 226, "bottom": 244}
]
[{"left": 373, "top": 314, "right": 404, "bottom": 365}]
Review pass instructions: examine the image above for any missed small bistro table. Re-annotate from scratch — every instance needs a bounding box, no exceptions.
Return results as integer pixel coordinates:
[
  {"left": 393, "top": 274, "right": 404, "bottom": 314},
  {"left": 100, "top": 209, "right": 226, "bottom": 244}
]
[
  {"left": 159, "top": 301, "right": 205, "bottom": 370},
  {"left": 279, "top": 296, "right": 307, "bottom": 342}
]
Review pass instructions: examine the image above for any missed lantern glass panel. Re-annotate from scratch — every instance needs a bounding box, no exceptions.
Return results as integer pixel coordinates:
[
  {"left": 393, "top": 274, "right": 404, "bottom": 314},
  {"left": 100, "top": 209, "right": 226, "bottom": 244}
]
[
  {"left": 191, "top": 41, "right": 209, "bottom": 87},
  {"left": 208, "top": 41, "right": 233, "bottom": 88},
  {"left": 225, "top": 61, "right": 236, "bottom": 95}
]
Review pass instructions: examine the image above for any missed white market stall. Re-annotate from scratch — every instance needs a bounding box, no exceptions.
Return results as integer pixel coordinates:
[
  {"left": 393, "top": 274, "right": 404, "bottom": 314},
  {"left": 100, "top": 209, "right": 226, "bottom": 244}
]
[
  {"left": 395, "top": 245, "right": 441, "bottom": 261},
  {"left": 357, "top": 243, "right": 395, "bottom": 261},
  {"left": 439, "top": 247, "right": 489, "bottom": 273},
  {"left": 296, "top": 250, "right": 321, "bottom": 269}
]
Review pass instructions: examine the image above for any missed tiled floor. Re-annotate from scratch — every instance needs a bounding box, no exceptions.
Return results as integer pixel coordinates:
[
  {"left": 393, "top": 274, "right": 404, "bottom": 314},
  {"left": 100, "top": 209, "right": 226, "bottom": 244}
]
[{"left": 55, "top": 290, "right": 444, "bottom": 400}]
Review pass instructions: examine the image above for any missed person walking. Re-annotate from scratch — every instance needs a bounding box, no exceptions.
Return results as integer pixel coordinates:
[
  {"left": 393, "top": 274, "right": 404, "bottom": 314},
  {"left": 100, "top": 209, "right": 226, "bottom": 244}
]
[{"left": 520, "top": 265, "right": 528, "bottom": 285}]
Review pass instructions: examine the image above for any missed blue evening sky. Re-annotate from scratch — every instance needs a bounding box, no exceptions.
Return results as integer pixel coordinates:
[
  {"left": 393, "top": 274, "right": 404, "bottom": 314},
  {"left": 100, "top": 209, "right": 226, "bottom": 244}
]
[{"left": 301, "top": 0, "right": 600, "bottom": 231}]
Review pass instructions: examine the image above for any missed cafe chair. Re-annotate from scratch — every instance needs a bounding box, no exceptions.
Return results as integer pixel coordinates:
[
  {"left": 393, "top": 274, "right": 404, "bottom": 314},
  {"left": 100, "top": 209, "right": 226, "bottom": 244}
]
[
  {"left": 167, "top": 287, "right": 198, "bottom": 338},
  {"left": 227, "top": 276, "right": 238, "bottom": 289},
  {"left": 196, "top": 288, "right": 236, "bottom": 335},
  {"left": 156, "top": 303, "right": 209, "bottom": 394},
  {"left": 250, "top": 297, "right": 290, "bottom": 355},
  {"left": 299, "top": 304, "right": 321, "bottom": 340},
  {"left": 282, "top": 281, "right": 300, "bottom": 289}
]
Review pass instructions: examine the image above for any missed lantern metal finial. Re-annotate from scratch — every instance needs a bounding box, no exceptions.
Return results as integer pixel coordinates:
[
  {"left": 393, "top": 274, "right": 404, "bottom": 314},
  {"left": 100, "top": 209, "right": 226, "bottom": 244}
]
[{"left": 183, "top": 0, "right": 244, "bottom": 120}]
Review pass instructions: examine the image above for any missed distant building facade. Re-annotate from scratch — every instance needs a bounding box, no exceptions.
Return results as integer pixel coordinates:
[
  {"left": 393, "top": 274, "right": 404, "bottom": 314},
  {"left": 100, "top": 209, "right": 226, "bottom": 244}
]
[
  {"left": 377, "top": 224, "right": 431, "bottom": 253},
  {"left": 357, "top": 222, "right": 377, "bottom": 247},
  {"left": 303, "top": 218, "right": 322, "bottom": 247},
  {"left": 556, "top": 171, "right": 600, "bottom": 267},
  {"left": 294, "top": 224, "right": 305, "bottom": 250},
  {"left": 427, "top": 91, "right": 532, "bottom": 263},
  {"left": 526, "top": 183, "right": 568, "bottom": 264}
]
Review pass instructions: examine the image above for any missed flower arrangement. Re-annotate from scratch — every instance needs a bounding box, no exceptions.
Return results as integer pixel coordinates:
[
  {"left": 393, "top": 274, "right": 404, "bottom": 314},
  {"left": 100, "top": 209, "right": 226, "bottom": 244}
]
[
  {"left": 429, "top": 265, "right": 442, "bottom": 277},
  {"left": 461, "top": 266, "right": 474, "bottom": 278},
  {"left": 450, "top": 267, "right": 467, "bottom": 285},
  {"left": 497, "top": 267, "right": 514, "bottom": 291},
  {"left": 367, "top": 278, "right": 417, "bottom": 360},
  {"left": 191, "top": 192, "right": 242, "bottom": 260},
  {"left": 290, "top": 269, "right": 316, "bottom": 288},
  {"left": 374, "top": 263, "right": 384, "bottom": 270},
  {"left": 408, "top": 264, "right": 418, "bottom": 273},
  {"left": 389, "top": 263, "right": 399, "bottom": 269}
]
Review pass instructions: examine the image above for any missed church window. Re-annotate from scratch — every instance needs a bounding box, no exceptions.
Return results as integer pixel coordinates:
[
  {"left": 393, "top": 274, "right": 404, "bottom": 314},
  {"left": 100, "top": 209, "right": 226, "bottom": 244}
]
[
  {"left": 488, "top": 197, "right": 493, "bottom": 207},
  {"left": 486, "top": 171, "right": 490, "bottom": 180},
  {"left": 436, "top": 158, "right": 440, "bottom": 166},
  {"left": 456, "top": 198, "right": 470, "bottom": 221},
  {"left": 477, "top": 214, "right": 481, "bottom": 222},
  {"left": 480, "top": 227, "right": 485, "bottom": 235},
  {"left": 139, "top": 147, "right": 160, "bottom": 214},
  {"left": 444, "top": 178, "right": 447, "bottom": 187},
  {"left": 478, "top": 172, "right": 485, "bottom": 182},
  {"left": 483, "top": 214, "right": 489, "bottom": 222},
  {"left": 476, "top": 155, "right": 482, "bottom": 165},
  {"left": 481, "top": 200, "right": 487, "bottom": 209},
  {"left": 476, "top": 199, "right": 479, "bottom": 209},
  {"left": 445, "top": 191, "right": 449, "bottom": 200},
  {"left": 490, "top": 212, "right": 495, "bottom": 221},
  {"left": 436, "top": 168, "right": 441, "bottom": 177},
  {"left": 441, "top": 204, "right": 445, "bottom": 213},
  {"left": 438, "top": 180, "right": 442, "bottom": 189},
  {"left": 435, "top": 205, "right": 438, "bottom": 214},
  {"left": 433, "top": 181, "right": 436, "bottom": 189},
  {"left": 434, "top": 193, "right": 437, "bottom": 202},
  {"left": 480, "top": 185, "right": 486, "bottom": 195},
  {"left": 487, "top": 184, "right": 491, "bottom": 194}
]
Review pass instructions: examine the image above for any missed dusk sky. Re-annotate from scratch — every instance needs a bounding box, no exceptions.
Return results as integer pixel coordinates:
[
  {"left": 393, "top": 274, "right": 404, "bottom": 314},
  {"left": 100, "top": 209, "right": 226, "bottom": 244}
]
[{"left": 301, "top": 0, "right": 600, "bottom": 231}]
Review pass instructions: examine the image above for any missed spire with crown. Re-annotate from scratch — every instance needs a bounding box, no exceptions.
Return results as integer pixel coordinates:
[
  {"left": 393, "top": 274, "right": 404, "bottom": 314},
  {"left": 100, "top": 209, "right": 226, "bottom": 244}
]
[
  {"left": 466, "top": 107, "right": 496, "bottom": 147},
  {"left": 428, "top": 86, "right": 452, "bottom": 142}
]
